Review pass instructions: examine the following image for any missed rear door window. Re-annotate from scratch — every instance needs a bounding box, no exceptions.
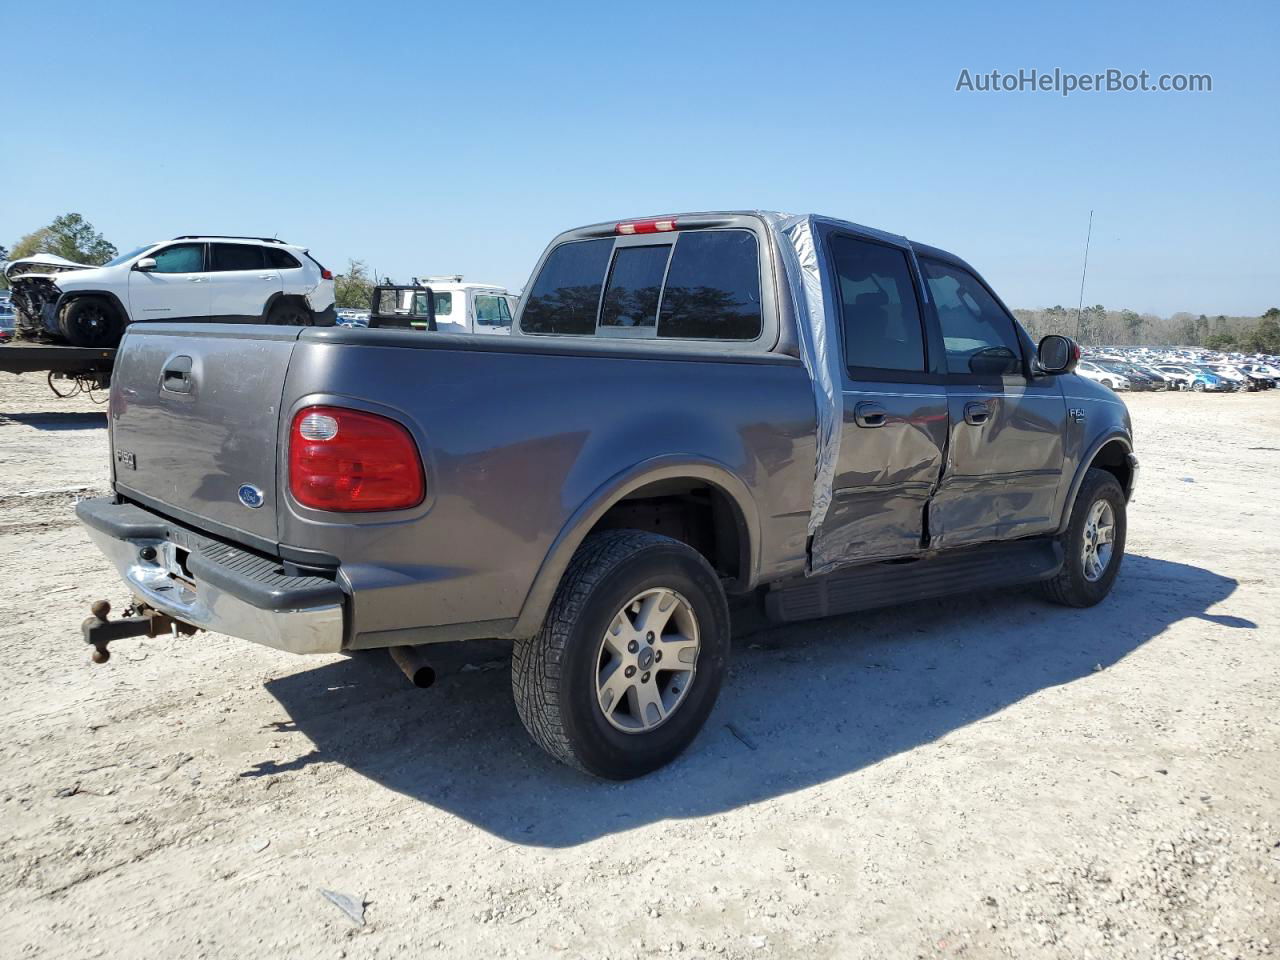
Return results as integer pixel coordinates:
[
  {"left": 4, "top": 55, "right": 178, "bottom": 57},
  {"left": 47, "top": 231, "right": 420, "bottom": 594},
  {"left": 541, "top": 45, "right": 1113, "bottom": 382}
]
[
  {"left": 521, "top": 238, "right": 613, "bottom": 335},
  {"left": 658, "top": 231, "right": 761, "bottom": 340},
  {"left": 829, "top": 234, "right": 926, "bottom": 373},
  {"left": 210, "top": 243, "right": 265, "bottom": 271},
  {"left": 599, "top": 245, "right": 670, "bottom": 334}
]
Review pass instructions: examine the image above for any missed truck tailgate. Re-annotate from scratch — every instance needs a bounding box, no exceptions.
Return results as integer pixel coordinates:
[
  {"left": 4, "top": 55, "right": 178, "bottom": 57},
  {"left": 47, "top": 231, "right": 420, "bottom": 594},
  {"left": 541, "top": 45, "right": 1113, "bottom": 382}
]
[{"left": 109, "top": 325, "right": 301, "bottom": 545}]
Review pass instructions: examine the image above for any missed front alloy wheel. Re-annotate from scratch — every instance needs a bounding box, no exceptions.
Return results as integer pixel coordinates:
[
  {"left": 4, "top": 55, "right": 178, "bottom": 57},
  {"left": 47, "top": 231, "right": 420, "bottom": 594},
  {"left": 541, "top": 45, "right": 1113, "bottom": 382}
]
[
  {"left": 1040, "top": 467, "right": 1126, "bottom": 607},
  {"left": 1080, "top": 499, "right": 1116, "bottom": 582}
]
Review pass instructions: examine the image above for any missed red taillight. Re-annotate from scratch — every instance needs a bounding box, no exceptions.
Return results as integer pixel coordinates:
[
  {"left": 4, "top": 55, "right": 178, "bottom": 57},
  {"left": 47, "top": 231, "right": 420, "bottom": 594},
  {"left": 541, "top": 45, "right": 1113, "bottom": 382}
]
[
  {"left": 615, "top": 217, "right": 678, "bottom": 235},
  {"left": 321, "top": 269, "right": 334, "bottom": 280},
  {"left": 289, "top": 405, "right": 424, "bottom": 512}
]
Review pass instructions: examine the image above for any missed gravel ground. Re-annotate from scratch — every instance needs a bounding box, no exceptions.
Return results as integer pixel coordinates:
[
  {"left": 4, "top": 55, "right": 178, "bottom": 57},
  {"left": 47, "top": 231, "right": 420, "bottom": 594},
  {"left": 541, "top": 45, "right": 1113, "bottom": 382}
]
[{"left": 0, "top": 371, "right": 1277, "bottom": 960}]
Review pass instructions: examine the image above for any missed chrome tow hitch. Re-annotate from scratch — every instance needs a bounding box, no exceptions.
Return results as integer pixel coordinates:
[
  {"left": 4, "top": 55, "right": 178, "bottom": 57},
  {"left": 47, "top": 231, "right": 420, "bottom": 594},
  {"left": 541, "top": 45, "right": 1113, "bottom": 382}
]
[{"left": 81, "top": 599, "right": 199, "bottom": 664}]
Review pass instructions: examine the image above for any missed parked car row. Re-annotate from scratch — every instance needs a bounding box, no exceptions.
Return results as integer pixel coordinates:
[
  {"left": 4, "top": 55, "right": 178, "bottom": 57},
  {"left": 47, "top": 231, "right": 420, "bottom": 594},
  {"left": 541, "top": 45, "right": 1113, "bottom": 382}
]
[{"left": 1076, "top": 346, "right": 1280, "bottom": 393}]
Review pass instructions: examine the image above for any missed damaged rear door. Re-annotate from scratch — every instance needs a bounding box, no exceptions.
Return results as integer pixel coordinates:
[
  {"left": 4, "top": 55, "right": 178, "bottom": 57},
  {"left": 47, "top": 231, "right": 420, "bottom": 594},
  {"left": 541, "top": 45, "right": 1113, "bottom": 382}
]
[{"left": 810, "top": 229, "right": 948, "bottom": 572}]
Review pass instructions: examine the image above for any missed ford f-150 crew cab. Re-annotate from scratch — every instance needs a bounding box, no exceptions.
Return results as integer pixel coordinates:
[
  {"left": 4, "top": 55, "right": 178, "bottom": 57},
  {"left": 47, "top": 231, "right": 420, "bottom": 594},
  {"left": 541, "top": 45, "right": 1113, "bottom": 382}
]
[{"left": 76, "top": 211, "right": 1137, "bottom": 779}]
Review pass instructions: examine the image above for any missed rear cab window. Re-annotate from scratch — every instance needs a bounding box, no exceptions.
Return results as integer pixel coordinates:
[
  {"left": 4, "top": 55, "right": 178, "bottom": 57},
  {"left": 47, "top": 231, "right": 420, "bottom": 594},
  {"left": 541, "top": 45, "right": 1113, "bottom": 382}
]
[{"left": 519, "top": 225, "right": 764, "bottom": 343}]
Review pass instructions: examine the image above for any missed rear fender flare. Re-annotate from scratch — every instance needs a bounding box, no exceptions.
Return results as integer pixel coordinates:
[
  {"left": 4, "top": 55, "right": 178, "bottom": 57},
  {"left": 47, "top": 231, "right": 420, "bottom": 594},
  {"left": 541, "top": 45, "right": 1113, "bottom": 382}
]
[
  {"left": 511, "top": 457, "right": 760, "bottom": 638},
  {"left": 261, "top": 292, "right": 312, "bottom": 322}
]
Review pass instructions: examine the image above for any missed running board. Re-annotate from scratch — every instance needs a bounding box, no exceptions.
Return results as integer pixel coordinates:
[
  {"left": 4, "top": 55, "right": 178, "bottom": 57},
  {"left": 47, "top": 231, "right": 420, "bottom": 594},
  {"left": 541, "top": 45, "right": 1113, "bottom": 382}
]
[{"left": 765, "top": 538, "right": 1064, "bottom": 624}]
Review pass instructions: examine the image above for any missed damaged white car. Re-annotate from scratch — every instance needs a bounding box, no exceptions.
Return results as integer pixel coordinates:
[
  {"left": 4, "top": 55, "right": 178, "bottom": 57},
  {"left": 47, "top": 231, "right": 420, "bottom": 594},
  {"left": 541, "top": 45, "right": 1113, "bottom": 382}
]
[{"left": 4, "top": 236, "right": 336, "bottom": 348}]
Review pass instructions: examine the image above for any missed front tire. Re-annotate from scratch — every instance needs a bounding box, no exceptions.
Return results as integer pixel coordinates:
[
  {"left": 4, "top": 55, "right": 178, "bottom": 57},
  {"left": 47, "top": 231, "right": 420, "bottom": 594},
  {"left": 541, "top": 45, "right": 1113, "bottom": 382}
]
[
  {"left": 1040, "top": 468, "right": 1126, "bottom": 607},
  {"left": 60, "top": 297, "right": 122, "bottom": 347},
  {"left": 512, "top": 530, "right": 730, "bottom": 779}
]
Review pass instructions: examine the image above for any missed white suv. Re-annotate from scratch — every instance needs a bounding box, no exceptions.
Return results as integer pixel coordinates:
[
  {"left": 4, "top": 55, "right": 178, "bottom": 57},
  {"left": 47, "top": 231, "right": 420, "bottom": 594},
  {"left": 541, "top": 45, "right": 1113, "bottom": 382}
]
[{"left": 7, "top": 235, "right": 336, "bottom": 347}]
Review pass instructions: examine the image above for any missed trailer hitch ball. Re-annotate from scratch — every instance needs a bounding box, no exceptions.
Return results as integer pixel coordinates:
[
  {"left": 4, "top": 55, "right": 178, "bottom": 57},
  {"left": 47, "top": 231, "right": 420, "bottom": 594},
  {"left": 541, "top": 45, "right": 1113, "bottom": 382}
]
[{"left": 85, "top": 600, "right": 114, "bottom": 663}]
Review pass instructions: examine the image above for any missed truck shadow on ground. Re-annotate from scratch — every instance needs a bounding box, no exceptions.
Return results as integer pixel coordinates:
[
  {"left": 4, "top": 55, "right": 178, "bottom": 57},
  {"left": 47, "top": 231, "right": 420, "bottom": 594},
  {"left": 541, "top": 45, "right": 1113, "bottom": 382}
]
[{"left": 251, "top": 554, "right": 1243, "bottom": 846}]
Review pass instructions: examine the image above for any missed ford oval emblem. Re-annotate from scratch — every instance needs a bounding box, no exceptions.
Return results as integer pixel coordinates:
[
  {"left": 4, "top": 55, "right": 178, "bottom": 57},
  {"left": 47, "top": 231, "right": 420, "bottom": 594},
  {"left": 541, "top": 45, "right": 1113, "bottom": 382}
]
[{"left": 237, "top": 484, "right": 264, "bottom": 509}]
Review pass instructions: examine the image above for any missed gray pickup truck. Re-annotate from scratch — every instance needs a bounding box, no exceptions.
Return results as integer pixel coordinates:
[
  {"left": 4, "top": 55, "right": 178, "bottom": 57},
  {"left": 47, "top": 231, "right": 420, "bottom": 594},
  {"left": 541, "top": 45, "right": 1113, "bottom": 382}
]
[{"left": 77, "top": 211, "right": 1137, "bottom": 779}]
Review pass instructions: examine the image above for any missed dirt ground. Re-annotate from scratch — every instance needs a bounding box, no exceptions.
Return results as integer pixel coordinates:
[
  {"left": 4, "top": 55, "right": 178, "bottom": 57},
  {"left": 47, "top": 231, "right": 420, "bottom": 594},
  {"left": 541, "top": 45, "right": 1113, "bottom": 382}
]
[{"left": 0, "top": 371, "right": 1276, "bottom": 960}]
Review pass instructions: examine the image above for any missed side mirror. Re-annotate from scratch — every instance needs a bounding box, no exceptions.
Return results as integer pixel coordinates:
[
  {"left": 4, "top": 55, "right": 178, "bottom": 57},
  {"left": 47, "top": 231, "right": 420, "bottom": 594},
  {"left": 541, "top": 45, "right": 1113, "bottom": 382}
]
[
  {"left": 1037, "top": 334, "right": 1079, "bottom": 374},
  {"left": 135, "top": 257, "right": 157, "bottom": 272}
]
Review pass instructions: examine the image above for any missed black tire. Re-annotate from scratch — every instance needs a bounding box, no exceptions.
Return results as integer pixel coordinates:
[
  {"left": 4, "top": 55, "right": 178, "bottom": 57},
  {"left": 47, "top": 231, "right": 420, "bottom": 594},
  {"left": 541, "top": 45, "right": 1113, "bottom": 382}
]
[
  {"left": 266, "top": 299, "right": 314, "bottom": 326},
  {"left": 59, "top": 297, "right": 122, "bottom": 347},
  {"left": 1040, "top": 468, "right": 1126, "bottom": 608},
  {"left": 1192, "top": 381, "right": 1205, "bottom": 392},
  {"left": 512, "top": 530, "right": 730, "bottom": 780}
]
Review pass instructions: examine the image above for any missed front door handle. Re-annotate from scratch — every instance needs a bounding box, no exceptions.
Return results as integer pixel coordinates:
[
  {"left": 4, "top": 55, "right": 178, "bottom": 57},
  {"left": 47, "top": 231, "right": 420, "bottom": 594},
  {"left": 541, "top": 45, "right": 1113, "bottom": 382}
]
[
  {"left": 188, "top": 276, "right": 204, "bottom": 282},
  {"left": 964, "top": 401, "right": 991, "bottom": 425},
  {"left": 854, "top": 401, "right": 888, "bottom": 428}
]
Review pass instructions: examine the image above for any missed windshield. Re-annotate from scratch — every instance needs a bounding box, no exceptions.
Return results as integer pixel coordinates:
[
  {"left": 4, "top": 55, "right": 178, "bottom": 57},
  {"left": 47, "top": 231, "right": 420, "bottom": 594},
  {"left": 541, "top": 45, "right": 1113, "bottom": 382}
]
[{"left": 102, "top": 245, "right": 156, "bottom": 268}]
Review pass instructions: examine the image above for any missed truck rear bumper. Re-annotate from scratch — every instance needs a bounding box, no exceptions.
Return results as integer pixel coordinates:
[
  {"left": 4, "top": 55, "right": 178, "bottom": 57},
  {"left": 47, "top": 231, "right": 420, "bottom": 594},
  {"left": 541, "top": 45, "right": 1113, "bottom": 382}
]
[{"left": 77, "top": 498, "right": 345, "bottom": 655}]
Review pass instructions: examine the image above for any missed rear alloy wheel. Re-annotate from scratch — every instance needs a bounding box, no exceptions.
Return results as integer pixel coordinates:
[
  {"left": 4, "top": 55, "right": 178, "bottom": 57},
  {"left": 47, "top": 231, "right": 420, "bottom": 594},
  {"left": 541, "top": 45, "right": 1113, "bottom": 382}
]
[
  {"left": 60, "top": 298, "right": 122, "bottom": 348},
  {"left": 595, "top": 587, "right": 700, "bottom": 734},
  {"left": 267, "top": 300, "right": 314, "bottom": 326},
  {"left": 512, "top": 530, "right": 729, "bottom": 779},
  {"left": 1040, "top": 468, "right": 1126, "bottom": 607},
  {"left": 1193, "top": 381, "right": 1205, "bottom": 392}
]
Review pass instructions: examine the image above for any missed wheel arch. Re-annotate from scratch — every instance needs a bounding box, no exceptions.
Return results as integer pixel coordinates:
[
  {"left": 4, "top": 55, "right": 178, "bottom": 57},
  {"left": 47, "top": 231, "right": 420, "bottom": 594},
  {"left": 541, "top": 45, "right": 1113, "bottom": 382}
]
[
  {"left": 1056, "top": 432, "right": 1136, "bottom": 535},
  {"left": 512, "top": 457, "right": 760, "bottom": 638},
  {"left": 261, "top": 292, "right": 312, "bottom": 322},
  {"left": 54, "top": 290, "right": 130, "bottom": 326}
]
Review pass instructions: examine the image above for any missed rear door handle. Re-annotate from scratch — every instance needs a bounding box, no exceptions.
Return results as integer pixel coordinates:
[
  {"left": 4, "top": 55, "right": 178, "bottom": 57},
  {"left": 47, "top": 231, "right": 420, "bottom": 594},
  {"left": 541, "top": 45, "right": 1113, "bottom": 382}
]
[
  {"left": 188, "top": 276, "right": 204, "bottom": 282},
  {"left": 964, "top": 401, "right": 990, "bottom": 425},
  {"left": 854, "top": 401, "right": 887, "bottom": 428},
  {"left": 259, "top": 274, "right": 275, "bottom": 280}
]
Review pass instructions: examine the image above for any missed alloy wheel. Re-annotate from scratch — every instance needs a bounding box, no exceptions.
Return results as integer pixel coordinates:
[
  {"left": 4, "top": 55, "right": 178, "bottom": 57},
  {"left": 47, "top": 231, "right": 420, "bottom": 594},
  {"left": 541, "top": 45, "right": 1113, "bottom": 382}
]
[
  {"left": 1081, "top": 498, "right": 1116, "bottom": 583},
  {"left": 595, "top": 587, "right": 700, "bottom": 733}
]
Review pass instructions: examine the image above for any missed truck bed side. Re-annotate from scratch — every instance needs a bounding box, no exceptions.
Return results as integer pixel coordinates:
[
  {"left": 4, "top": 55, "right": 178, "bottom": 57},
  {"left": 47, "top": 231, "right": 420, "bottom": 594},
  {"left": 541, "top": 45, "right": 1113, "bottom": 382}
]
[{"left": 278, "top": 330, "right": 816, "bottom": 645}]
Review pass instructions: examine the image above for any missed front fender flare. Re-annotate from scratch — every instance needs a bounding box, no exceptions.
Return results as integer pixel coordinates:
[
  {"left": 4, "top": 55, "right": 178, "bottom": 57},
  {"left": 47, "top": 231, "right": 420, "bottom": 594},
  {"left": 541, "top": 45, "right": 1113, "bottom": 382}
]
[
  {"left": 1056, "top": 430, "right": 1134, "bottom": 535},
  {"left": 53, "top": 290, "right": 130, "bottom": 331},
  {"left": 511, "top": 456, "right": 761, "bottom": 639}
]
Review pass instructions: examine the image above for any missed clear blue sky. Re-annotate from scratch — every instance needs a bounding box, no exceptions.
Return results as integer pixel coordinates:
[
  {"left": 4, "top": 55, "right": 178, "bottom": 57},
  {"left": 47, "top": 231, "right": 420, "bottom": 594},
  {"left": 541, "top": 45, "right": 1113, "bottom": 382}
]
[{"left": 4, "top": 0, "right": 1277, "bottom": 316}]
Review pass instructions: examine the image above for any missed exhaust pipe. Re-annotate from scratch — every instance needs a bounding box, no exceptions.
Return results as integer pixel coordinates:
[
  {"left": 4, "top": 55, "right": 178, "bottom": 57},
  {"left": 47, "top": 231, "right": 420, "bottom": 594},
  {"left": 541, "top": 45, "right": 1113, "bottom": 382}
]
[{"left": 390, "top": 645, "right": 436, "bottom": 688}]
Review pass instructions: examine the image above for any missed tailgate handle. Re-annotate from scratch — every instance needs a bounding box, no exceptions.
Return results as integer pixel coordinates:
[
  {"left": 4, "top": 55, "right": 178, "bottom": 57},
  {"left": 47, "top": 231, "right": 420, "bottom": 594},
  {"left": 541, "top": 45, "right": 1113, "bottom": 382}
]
[{"left": 161, "top": 355, "right": 194, "bottom": 394}]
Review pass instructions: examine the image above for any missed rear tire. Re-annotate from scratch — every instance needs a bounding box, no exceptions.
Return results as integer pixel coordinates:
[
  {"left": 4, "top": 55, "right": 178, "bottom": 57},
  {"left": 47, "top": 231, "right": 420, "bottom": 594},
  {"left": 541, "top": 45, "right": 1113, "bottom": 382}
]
[
  {"left": 59, "top": 297, "right": 122, "bottom": 348},
  {"left": 1040, "top": 468, "right": 1126, "bottom": 608},
  {"left": 512, "top": 530, "right": 730, "bottom": 780},
  {"left": 266, "top": 299, "right": 314, "bottom": 326}
]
